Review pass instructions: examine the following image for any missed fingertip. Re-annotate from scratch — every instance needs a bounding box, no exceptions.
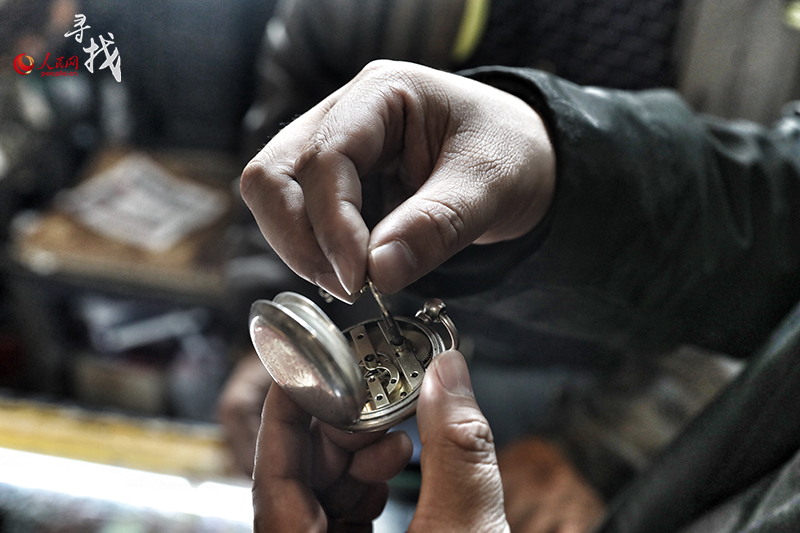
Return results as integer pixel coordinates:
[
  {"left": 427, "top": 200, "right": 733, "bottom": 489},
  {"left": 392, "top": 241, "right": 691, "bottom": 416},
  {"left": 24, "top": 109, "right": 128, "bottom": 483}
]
[
  {"left": 389, "top": 429, "right": 414, "bottom": 465},
  {"left": 417, "top": 350, "right": 489, "bottom": 453},
  {"left": 411, "top": 349, "right": 508, "bottom": 532},
  {"left": 318, "top": 422, "right": 386, "bottom": 452},
  {"left": 263, "top": 381, "right": 309, "bottom": 422},
  {"left": 293, "top": 132, "right": 370, "bottom": 295},
  {"left": 315, "top": 272, "right": 356, "bottom": 304},
  {"left": 368, "top": 240, "right": 417, "bottom": 294},
  {"left": 429, "top": 350, "right": 474, "bottom": 397},
  {"left": 418, "top": 350, "right": 474, "bottom": 416},
  {"left": 329, "top": 250, "right": 364, "bottom": 298},
  {"left": 348, "top": 430, "right": 414, "bottom": 483}
]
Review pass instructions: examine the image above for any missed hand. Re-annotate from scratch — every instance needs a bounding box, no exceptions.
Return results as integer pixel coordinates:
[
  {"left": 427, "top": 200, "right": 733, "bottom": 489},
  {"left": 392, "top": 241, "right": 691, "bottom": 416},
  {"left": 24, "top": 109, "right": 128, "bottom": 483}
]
[
  {"left": 252, "top": 379, "right": 414, "bottom": 532},
  {"left": 240, "top": 60, "right": 555, "bottom": 301},
  {"left": 252, "top": 350, "right": 511, "bottom": 532},
  {"left": 217, "top": 350, "right": 273, "bottom": 477},
  {"left": 498, "top": 437, "right": 606, "bottom": 533}
]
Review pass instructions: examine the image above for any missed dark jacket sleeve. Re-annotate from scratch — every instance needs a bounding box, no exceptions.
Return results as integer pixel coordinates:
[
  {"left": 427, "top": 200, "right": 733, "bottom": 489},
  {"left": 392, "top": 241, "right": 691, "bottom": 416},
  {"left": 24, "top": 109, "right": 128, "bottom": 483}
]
[{"left": 414, "top": 66, "right": 800, "bottom": 361}]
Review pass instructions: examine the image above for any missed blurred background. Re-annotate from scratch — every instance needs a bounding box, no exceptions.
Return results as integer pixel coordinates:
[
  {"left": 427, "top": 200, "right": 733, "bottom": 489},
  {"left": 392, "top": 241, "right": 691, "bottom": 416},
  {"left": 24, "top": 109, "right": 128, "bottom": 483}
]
[
  {"left": 0, "top": 0, "right": 796, "bottom": 531},
  {"left": 0, "top": 0, "right": 291, "bottom": 530}
]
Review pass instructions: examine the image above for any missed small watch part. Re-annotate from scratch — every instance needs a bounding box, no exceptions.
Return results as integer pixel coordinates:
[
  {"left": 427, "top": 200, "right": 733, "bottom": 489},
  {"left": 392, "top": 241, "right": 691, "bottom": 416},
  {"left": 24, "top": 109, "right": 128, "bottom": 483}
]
[{"left": 249, "top": 282, "right": 458, "bottom": 432}]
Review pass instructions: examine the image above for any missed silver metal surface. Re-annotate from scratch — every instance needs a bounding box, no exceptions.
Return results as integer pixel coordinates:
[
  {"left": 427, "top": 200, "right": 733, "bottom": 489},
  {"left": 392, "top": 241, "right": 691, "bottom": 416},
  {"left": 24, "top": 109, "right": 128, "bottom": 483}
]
[
  {"left": 367, "top": 279, "right": 405, "bottom": 346},
  {"left": 341, "top": 316, "right": 444, "bottom": 432},
  {"left": 415, "top": 298, "right": 459, "bottom": 350},
  {"left": 249, "top": 294, "right": 363, "bottom": 427},
  {"left": 248, "top": 289, "right": 459, "bottom": 432}
]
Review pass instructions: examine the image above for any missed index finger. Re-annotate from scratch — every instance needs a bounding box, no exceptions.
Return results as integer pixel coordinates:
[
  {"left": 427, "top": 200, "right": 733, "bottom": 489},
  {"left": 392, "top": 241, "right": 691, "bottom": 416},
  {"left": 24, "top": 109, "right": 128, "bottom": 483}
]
[
  {"left": 290, "top": 61, "right": 425, "bottom": 297},
  {"left": 240, "top": 87, "right": 358, "bottom": 303}
]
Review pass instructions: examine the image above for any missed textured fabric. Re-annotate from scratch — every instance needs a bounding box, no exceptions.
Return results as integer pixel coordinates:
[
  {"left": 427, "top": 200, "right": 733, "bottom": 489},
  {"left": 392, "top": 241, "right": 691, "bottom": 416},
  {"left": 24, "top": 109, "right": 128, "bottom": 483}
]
[
  {"left": 244, "top": 0, "right": 800, "bottom": 152},
  {"left": 418, "top": 66, "right": 800, "bottom": 365},
  {"left": 242, "top": 0, "right": 686, "bottom": 154},
  {"left": 679, "top": 447, "right": 800, "bottom": 533},
  {"left": 463, "top": 0, "right": 684, "bottom": 89},
  {"left": 597, "top": 301, "right": 800, "bottom": 533},
  {"left": 412, "top": 65, "right": 800, "bottom": 533},
  {"left": 242, "top": 0, "right": 468, "bottom": 154}
]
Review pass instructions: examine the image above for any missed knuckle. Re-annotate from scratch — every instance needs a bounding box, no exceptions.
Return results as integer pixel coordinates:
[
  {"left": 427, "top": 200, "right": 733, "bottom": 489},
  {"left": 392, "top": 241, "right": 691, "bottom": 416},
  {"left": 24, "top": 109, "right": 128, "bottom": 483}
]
[
  {"left": 441, "top": 418, "right": 497, "bottom": 464},
  {"left": 357, "top": 60, "right": 420, "bottom": 101},
  {"left": 293, "top": 130, "right": 336, "bottom": 181},
  {"left": 241, "top": 152, "right": 295, "bottom": 202},
  {"left": 418, "top": 198, "right": 469, "bottom": 252},
  {"left": 239, "top": 159, "right": 266, "bottom": 201},
  {"left": 359, "top": 59, "right": 395, "bottom": 78}
]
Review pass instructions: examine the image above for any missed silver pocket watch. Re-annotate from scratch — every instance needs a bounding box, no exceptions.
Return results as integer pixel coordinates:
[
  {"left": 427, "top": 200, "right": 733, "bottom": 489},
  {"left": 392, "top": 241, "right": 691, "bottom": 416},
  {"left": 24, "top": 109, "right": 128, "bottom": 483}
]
[{"left": 249, "top": 280, "right": 458, "bottom": 432}]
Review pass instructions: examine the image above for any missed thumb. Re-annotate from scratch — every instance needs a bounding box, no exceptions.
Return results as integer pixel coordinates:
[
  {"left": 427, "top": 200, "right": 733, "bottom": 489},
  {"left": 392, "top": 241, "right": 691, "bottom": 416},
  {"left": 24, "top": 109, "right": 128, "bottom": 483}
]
[
  {"left": 409, "top": 350, "right": 510, "bottom": 533},
  {"left": 366, "top": 179, "right": 481, "bottom": 295}
]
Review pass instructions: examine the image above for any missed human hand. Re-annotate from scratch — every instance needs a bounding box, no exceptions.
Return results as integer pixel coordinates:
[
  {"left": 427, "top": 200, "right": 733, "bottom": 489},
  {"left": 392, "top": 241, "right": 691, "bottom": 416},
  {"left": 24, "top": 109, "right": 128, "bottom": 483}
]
[
  {"left": 240, "top": 60, "right": 555, "bottom": 301},
  {"left": 252, "top": 376, "right": 414, "bottom": 532},
  {"left": 252, "top": 350, "right": 511, "bottom": 532},
  {"left": 218, "top": 350, "right": 273, "bottom": 477}
]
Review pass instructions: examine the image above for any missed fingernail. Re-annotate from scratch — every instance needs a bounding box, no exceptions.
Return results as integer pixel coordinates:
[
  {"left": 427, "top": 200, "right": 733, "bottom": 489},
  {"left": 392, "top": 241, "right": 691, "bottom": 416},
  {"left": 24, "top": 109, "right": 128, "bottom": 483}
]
[
  {"left": 330, "top": 253, "right": 358, "bottom": 296},
  {"left": 369, "top": 241, "right": 416, "bottom": 292},
  {"left": 315, "top": 272, "right": 353, "bottom": 304},
  {"left": 433, "top": 351, "right": 473, "bottom": 396}
]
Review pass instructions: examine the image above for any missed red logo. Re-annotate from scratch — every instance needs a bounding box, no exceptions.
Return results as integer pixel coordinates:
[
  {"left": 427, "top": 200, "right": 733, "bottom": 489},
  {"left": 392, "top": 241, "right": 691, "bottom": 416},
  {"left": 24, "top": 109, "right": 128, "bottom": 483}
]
[{"left": 13, "top": 54, "right": 35, "bottom": 75}]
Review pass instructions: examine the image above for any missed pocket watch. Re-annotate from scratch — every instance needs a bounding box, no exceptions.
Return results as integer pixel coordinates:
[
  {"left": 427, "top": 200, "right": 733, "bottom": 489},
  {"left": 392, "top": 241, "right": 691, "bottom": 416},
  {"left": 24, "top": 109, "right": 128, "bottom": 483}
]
[{"left": 249, "top": 280, "right": 458, "bottom": 432}]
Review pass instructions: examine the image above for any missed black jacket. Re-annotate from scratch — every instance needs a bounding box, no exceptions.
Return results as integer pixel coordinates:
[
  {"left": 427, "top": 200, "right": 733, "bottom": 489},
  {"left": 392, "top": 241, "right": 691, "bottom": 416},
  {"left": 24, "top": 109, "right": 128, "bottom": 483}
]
[
  {"left": 419, "top": 66, "right": 800, "bottom": 533},
  {"left": 416, "top": 67, "right": 800, "bottom": 369}
]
